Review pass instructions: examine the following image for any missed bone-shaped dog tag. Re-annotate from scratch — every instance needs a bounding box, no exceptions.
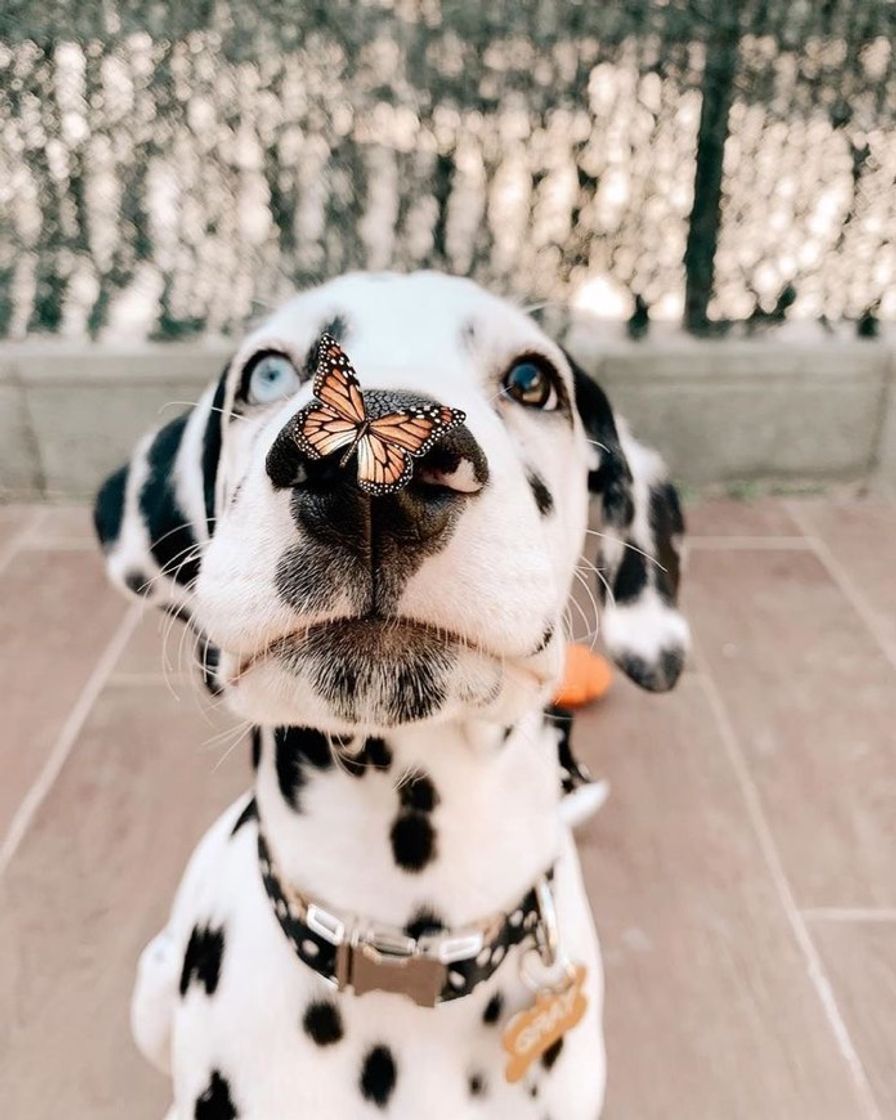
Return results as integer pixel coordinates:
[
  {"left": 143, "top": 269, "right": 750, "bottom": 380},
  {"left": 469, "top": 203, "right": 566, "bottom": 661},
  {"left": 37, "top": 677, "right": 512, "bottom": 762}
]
[{"left": 501, "top": 962, "right": 588, "bottom": 1083}]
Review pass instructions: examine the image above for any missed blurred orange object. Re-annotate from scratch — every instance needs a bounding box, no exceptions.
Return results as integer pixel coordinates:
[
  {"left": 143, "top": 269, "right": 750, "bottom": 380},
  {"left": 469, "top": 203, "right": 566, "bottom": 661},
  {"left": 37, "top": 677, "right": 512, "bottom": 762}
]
[{"left": 553, "top": 644, "right": 613, "bottom": 708}]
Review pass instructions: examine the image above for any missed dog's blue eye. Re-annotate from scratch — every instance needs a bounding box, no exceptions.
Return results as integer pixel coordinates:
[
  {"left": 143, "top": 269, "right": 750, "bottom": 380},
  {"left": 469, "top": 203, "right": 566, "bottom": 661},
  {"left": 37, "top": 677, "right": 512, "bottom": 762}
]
[
  {"left": 502, "top": 359, "right": 559, "bottom": 410},
  {"left": 247, "top": 353, "right": 301, "bottom": 404}
]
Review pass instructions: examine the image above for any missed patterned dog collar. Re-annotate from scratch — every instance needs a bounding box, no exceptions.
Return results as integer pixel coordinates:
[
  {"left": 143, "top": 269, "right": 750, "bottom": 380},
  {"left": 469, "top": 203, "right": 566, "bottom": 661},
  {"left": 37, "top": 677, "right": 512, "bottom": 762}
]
[{"left": 257, "top": 831, "right": 553, "bottom": 1008}]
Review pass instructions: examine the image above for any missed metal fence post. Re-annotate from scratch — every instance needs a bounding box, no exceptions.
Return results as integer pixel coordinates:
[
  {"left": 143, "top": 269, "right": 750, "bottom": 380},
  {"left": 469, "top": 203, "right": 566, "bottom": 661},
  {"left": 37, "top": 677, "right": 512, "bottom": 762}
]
[{"left": 683, "top": 7, "right": 741, "bottom": 334}]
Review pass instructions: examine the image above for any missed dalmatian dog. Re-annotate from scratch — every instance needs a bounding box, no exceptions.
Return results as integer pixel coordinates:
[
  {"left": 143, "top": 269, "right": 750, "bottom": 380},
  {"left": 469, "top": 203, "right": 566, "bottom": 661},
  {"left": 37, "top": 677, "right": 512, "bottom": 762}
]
[{"left": 94, "top": 272, "right": 688, "bottom": 1119}]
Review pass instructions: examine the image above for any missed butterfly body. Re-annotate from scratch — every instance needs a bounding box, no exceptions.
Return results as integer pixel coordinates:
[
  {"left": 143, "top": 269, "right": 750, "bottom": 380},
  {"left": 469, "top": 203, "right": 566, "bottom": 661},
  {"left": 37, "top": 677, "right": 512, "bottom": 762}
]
[
  {"left": 293, "top": 334, "right": 467, "bottom": 495},
  {"left": 337, "top": 420, "right": 371, "bottom": 469}
]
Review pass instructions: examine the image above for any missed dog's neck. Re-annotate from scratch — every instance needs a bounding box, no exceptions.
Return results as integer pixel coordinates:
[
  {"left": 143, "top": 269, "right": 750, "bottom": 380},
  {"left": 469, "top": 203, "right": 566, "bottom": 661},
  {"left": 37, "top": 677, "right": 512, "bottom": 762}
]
[{"left": 252, "top": 710, "right": 563, "bottom": 932}]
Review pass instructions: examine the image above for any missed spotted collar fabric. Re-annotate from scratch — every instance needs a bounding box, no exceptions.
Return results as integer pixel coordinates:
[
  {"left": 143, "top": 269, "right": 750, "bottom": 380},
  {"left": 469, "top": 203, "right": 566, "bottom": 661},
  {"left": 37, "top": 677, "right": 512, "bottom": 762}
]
[{"left": 257, "top": 830, "right": 549, "bottom": 1006}]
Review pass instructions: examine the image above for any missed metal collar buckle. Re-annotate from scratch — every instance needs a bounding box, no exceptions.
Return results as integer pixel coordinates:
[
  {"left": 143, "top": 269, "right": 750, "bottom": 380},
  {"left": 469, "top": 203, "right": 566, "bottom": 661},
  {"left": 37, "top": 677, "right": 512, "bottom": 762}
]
[
  {"left": 335, "top": 923, "right": 448, "bottom": 1008},
  {"left": 260, "top": 830, "right": 548, "bottom": 1008}
]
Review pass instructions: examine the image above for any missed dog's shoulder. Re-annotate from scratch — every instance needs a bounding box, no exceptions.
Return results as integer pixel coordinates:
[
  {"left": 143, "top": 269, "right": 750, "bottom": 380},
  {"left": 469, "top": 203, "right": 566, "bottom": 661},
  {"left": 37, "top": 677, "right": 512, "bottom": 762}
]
[{"left": 131, "top": 794, "right": 259, "bottom": 1068}]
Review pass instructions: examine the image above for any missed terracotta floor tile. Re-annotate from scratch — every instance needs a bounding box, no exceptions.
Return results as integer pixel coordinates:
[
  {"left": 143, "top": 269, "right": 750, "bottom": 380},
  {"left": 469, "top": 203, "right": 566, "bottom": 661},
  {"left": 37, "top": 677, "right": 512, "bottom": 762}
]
[
  {"left": 687, "top": 547, "right": 896, "bottom": 908},
  {"left": 115, "top": 609, "right": 196, "bottom": 679},
  {"left": 0, "top": 504, "right": 40, "bottom": 554},
  {"left": 811, "top": 920, "right": 896, "bottom": 1117},
  {"left": 3, "top": 500, "right": 893, "bottom": 1117},
  {"left": 685, "top": 497, "right": 802, "bottom": 538},
  {"left": 792, "top": 499, "right": 896, "bottom": 655},
  {"left": 28, "top": 504, "right": 96, "bottom": 548},
  {"left": 0, "top": 552, "right": 126, "bottom": 837},
  {"left": 0, "top": 683, "right": 249, "bottom": 1120},
  {"left": 575, "top": 676, "right": 866, "bottom": 1120}
]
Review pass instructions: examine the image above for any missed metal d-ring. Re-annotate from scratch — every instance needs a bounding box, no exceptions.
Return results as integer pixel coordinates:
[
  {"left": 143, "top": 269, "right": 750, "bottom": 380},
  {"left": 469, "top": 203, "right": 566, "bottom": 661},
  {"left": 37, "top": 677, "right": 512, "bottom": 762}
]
[{"left": 533, "top": 877, "right": 560, "bottom": 968}]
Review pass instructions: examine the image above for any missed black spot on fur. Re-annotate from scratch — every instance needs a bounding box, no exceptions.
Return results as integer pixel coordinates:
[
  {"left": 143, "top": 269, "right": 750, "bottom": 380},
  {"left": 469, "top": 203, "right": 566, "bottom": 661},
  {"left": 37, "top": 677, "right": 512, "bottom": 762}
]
[
  {"left": 398, "top": 772, "right": 439, "bottom": 813},
  {"left": 567, "top": 355, "right": 634, "bottom": 527},
  {"left": 230, "top": 798, "right": 258, "bottom": 837},
  {"left": 483, "top": 992, "right": 504, "bottom": 1025},
  {"left": 530, "top": 1083, "right": 539, "bottom": 1098},
  {"left": 163, "top": 602, "right": 192, "bottom": 626},
  {"left": 468, "top": 1073, "right": 487, "bottom": 1097},
  {"left": 274, "top": 725, "right": 333, "bottom": 810},
  {"left": 250, "top": 728, "right": 262, "bottom": 771},
  {"left": 390, "top": 813, "right": 436, "bottom": 872},
  {"left": 360, "top": 1044, "right": 397, "bottom": 1109},
  {"left": 662, "top": 646, "right": 685, "bottom": 681},
  {"left": 526, "top": 470, "right": 554, "bottom": 516},
  {"left": 613, "top": 547, "right": 648, "bottom": 604},
  {"left": 201, "top": 373, "right": 226, "bottom": 533},
  {"left": 366, "top": 737, "right": 392, "bottom": 769},
  {"left": 545, "top": 706, "right": 592, "bottom": 794},
  {"left": 650, "top": 482, "right": 684, "bottom": 604},
  {"left": 404, "top": 907, "right": 445, "bottom": 940},
  {"left": 541, "top": 1037, "right": 564, "bottom": 1070},
  {"left": 344, "top": 736, "right": 393, "bottom": 778},
  {"left": 532, "top": 625, "right": 554, "bottom": 654},
  {"left": 140, "top": 414, "right": 201, "bottom": 586},
  {"left": 180, "top": 925, "right": 225, "bottom": 997},
  {"left": 124, "top": 569, "right": 148, "bottom": 595},
  {"left": 303, "top": 1000, "right": 343, "bottom": 1046},
  {"left": 321, "top": 313, "right": 348, "bottom": 344},
  {"left": 93, "top": 463, "right": 128, "bottom": 551},
  {"left": 617, "top": 647, "right": 685, "bottom": 693},
  {"left": 194, "top": 1069, "right": 237, "bottom": 1120}
]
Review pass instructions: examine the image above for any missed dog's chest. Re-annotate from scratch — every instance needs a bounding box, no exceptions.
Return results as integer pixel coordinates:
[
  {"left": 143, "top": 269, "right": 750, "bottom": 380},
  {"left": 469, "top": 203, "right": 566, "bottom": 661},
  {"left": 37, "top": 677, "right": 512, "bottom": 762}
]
[
  {"left": 254, "top": 716, "right": 563, "bottom": 927},
  {"left": 153, "top": 715, "right": 605, "bottom": 1116},
  {"left": 169, "top": 797, "right": 604, "bottom": 1120}
]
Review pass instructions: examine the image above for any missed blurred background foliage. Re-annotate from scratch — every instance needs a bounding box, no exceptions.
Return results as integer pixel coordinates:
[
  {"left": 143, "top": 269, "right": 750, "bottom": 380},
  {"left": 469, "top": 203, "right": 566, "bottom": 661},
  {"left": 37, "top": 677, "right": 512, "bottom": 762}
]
[{"left": 1, "top": 0, "right": 895, "bottom": 341}]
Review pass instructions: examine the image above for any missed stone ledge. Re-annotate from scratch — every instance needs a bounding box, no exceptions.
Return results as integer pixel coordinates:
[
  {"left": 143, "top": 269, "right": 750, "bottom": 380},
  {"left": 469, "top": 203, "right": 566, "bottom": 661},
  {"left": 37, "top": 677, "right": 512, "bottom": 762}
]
[{"left": 1, "top": 338, "right": 893, "bottom": 499}]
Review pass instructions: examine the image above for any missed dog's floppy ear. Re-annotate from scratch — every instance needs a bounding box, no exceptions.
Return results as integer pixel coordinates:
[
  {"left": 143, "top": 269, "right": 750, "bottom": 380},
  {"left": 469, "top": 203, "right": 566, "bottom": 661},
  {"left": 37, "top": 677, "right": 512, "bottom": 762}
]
[
  {"left": 94, "top": 372, "right": 227, "bottom": 689},
  {"left": 568, "top": 353, "right": 689, "bottom": 692}
]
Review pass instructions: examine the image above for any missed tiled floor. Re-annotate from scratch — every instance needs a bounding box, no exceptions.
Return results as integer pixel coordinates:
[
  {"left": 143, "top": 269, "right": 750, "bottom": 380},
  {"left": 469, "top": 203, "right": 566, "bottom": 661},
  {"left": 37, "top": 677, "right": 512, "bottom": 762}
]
[{"left": 1, "top": 498, "right": 894, "bottom": 1119}]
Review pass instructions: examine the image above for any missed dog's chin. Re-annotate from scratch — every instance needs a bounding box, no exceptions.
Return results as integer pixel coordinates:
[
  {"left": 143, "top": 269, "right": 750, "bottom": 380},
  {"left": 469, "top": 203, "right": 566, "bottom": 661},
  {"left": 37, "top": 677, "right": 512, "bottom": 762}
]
[{"left": 219, "top": 617, "right": 561, "bottom": 734}]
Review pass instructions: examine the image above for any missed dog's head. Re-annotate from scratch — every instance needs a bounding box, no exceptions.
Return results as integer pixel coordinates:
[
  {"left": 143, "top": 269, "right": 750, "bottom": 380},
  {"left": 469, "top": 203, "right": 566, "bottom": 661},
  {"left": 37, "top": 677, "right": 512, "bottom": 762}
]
[{"left": 95, "top": 272, "right": 688, "bottom": 733}]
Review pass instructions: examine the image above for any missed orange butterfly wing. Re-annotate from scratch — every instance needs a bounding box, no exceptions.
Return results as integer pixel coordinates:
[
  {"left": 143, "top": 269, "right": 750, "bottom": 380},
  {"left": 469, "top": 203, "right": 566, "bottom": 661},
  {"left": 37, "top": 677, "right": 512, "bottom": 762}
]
[
  {"left": 356, "top": 432, "right": 414, "bottom": 494},
  {"left": 312, "top": 334, "right": 366, "bottom": 425},
  {"left": 294, "top": 408, "right": 358, "bottom": 459},
  {"left": 293, "top": 333, "right": 366, "bottom": 459},
  {"left": 294, "top": 334, "right": 466, "bottom": 491},
  {"left": 368, "top": 405, "right": 465, "bottom": 455},
  {"left": 357, "top": 405, "right": 466, "bottom": 494}
]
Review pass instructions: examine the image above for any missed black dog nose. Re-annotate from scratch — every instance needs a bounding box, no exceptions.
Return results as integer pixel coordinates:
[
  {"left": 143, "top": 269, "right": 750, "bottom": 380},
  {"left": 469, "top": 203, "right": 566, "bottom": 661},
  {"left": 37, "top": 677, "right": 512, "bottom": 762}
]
[{"left": 265, "top": 391, "right": 488, "bottom": 558}]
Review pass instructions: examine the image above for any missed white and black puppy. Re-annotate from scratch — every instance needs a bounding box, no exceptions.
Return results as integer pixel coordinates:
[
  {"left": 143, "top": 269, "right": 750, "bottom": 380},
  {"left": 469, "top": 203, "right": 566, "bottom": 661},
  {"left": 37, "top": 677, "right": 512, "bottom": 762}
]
[{"left": 95, "top": 272, "right": 688, "bottom": 1120}]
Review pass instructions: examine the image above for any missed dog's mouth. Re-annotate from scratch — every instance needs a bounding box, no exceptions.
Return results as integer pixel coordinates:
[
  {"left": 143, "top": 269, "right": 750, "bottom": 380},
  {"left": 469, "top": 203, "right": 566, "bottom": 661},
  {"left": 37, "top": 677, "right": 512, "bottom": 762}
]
[
  {"left": 233, "top": 616, "right": 468, "bottom": 684},
  {"left": 230, "top": 615, "right": 553, "bottom": 687}
]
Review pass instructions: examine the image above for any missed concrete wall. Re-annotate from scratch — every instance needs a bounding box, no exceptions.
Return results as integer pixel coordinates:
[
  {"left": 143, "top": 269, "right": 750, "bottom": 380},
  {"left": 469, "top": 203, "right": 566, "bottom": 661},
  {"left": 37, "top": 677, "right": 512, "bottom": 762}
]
[{"left": 1, "top": 337, "right": 894, "bottom": 500}]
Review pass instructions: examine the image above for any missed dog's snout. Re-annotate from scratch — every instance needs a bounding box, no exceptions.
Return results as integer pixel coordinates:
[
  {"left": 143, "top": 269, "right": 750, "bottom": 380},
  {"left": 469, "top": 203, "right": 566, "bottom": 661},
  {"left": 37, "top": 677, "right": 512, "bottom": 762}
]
[
  {"left": 265, "top": 391, "right": 488, "bottom": 567},
  {"left": 413, "top": 425, "right": 488, "bottom": 495}
]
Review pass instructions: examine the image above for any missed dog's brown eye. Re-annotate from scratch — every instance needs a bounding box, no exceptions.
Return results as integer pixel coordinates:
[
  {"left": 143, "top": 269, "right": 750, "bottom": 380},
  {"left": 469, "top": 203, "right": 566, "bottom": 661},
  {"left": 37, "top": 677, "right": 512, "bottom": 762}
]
[{"left": 502, "top": 359, "right": 559, "bottom": 410}]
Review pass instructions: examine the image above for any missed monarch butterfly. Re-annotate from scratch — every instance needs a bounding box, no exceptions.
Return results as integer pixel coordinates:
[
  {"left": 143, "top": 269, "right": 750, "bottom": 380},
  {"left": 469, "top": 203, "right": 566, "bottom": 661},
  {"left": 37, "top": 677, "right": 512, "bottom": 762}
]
[{"left": 292, "top": 334, "right": 467, "bottom": 495}]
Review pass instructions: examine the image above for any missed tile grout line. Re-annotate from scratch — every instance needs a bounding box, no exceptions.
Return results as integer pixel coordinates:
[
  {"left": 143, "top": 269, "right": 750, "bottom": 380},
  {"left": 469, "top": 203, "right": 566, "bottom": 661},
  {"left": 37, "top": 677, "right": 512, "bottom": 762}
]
[
  {"left": 803, "top": 908, "right": 896, "bottom": 924},
  {"left": 785, "top": 502, "right": 896, "bottom": 673},
  {"left": 692, "top": 642, "right": 883, "bottom": 1120},
  {"left": 0, "top": 603, "right": 141, "bottom": 877},
  {"left": 0, "top": 507, "right": 49, "bottom": 576}
]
